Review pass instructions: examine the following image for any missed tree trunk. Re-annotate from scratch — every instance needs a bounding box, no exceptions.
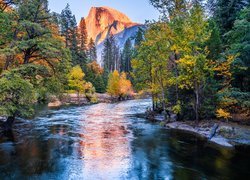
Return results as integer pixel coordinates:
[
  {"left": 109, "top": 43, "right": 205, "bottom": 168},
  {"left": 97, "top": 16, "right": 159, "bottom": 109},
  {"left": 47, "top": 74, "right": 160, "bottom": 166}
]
[
  {"left": 195, "top": 88, "right": 199, "bottom": 123},
  {"left": 161, "top": 86, "right": 168, "bottom": 121},
  {"left": 2, "top": 116, "right": 15, "bottom": 131},
  {"left": 23, "top": 53, "right": 30, "bottom": 64}
]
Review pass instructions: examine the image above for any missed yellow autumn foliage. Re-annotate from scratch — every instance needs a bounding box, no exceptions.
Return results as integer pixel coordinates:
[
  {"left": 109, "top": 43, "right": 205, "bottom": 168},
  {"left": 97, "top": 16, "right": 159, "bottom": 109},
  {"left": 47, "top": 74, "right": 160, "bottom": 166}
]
[
  {"left": 107, "top": 70, "right": 133, "bottom": 97},
  {"left": 216, "top": 108, "right": 232, "bottom": 120}
]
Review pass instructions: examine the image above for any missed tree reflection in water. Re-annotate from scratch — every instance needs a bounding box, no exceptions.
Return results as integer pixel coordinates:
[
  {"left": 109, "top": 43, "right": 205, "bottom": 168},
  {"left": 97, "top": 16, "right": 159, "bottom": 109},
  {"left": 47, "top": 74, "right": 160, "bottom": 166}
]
[{"left": 0, "top": 99, "right": 249, "bottom": 179}]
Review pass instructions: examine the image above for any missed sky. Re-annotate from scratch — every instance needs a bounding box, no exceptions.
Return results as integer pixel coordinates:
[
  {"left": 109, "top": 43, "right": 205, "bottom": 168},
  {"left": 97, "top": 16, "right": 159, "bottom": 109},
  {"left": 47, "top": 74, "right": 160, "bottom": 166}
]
[{"left": 48, "top": 0, "right": 160, "bottom": 24}]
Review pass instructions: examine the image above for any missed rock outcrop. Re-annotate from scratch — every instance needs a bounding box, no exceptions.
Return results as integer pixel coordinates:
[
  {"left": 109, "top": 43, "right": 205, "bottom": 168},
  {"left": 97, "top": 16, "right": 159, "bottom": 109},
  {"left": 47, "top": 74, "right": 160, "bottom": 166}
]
[
  {"left": 84, "top": 7, "right": 145, "bottom": 64},
  {"left": 85, "top": 6, "right": 139, "bottom": 45}
]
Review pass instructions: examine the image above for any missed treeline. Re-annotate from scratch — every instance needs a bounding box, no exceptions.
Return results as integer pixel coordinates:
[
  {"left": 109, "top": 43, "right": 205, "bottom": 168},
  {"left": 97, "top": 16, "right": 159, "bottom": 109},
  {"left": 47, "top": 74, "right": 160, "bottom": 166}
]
[
  {"left": 132, "top": 0, "right": 250, "bottom": 122},
  {"left": 101, "top": 28, "right": 144, "bottom": 74},
  {"left": 0, "top": 0, "right": 131, "bottom": 130}
]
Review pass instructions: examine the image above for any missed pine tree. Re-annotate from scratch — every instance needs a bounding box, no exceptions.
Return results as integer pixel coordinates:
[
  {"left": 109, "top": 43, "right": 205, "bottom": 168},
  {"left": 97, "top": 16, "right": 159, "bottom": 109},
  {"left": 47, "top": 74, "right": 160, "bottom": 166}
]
[
  {"left": 113, "top": 43, "right": 120, "bottom": 71},
  {"left": 102, "top": 37, "right": 112, "bottom": 72},
  {"left": 70, "top": 15, "right": 82, "bottom": 66},
  {"left": 60, "top": 3, "right": 73, "bottom": 48},
  {"left": 149, "top": 0, "right": 188, "bottom": 20},
  {"left": 78, "top": 17, "right": 88, "bottom": 52},
  {"left": 87, "top": 38, "right": 97, "bottom": 61},
  {"left": 134, "top": 27, "right": 144, "bottom": 48},
  {"left": 226, "top": 7, "right": 250, "bottom": 92},
  {"left": 213, "top": 0, "right": 249, "bottom": 35},
  {"left": 206, "top": 20, "right": 222, "bottom": 60},
  {"left": 121, "top": 39, "right": 133, "bottom": 72},
  {"left": 0, "top": 0, "right": 70, "bottom": 71},
  {"left": 94, "top": 75, "right": 106, "bottom": 93},
  {"left": 102, "top": 34, "right": 117, "bottom": 72},
  {"left": 85, "top": 61, "right": 106, "bottom": 93},
  {"left": 60, "top": 4, "right": 85, "bottom": 67}
]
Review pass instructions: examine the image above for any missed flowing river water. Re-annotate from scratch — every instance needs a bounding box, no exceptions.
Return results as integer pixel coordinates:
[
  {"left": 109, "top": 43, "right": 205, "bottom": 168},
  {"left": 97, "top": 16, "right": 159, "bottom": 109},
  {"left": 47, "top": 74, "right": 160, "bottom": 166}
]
[{"left": 0, "top": 99, "right": 250, "bottom": 179}]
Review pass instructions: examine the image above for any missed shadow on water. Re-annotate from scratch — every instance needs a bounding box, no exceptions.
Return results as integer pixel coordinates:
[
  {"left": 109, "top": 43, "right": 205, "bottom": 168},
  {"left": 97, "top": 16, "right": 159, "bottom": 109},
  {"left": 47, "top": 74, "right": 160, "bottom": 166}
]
[{"left": 0, "top": 99, "right": 250, "bottom": 179}]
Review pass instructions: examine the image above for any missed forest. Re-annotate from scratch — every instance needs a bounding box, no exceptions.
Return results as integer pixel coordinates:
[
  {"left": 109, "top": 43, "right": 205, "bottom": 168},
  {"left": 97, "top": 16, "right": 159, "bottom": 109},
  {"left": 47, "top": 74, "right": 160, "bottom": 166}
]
[
  {"left": 132, "top": 0, "right": 249, "bottom": 122},
  {"left": 0, "top": 0, "right": 134, "bottom": 131},
  {"left": 0, "top": 0, "right": 249, "bottom": 132}
]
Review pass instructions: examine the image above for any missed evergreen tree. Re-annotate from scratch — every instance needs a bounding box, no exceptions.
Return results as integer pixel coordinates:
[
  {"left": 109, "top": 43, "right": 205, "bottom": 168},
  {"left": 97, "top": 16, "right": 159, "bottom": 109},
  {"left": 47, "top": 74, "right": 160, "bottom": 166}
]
[
  {"left": 78, "top": 17, "right": 88, "bottom": 52},
  {"left": 113, "top": 43, "right": 120, "bottom": 71},
  {"left": 206, "top": 20, "right": 222, "bottom": 60},
  {"left": 60, "top": 3, "right": 73, "bottom": 48},
  {"left": 87, "top": 38, "right": 97, "bottom": 61},
  {"left": 121, "top": 39, "right": 133, "bottom": 72},
  {"left": 85, "top": 61, "right": 106, "bottom": 93},
  {"left": 226, "top": 7, "right": 250, "bottom": 91},
  {"left": 134, "top": 27, "right": 144, "bottom": 48},
  {"left": 213, "top": 0, "right": 249, "bottom": 35},
  {"left": 0, "top": 0, "right": 70, "bottom": 70},
  {"left": 94, "top": 75, "right": 106, "bottom": 93},
  {"left": 60, "top": 4, "right": 85, "bottom": 67},
  {"left": 102, "top": 37, "right": 112, "bottom": 72},
  {"left": 102, "top": 34, "right": 117, "bottom": 72}
]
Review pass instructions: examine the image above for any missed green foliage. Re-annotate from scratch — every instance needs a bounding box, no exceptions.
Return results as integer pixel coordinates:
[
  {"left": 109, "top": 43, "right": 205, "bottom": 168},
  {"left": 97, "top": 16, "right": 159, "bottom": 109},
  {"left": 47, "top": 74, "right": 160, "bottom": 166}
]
[
  {"left": 107, "top": 70, "right": 120, "bottom": 96},
  {"left": 68, "top": 65, "right": 86, "bottom": 94},
  {"left": 102, "top": 35, "right": 119, "bottom": 73},
  {"left": 206, "top": 20, "right": 222, "bottom": 60},
  {"left": 85, "top": 61, "right": 106, "bottom": 93},
  {"left": 8, "top": 64, "right": 68, "bottom": 102},
  {"left": 134, "top": 27, "right": 144, "bottom": 48},
  {"left": 94, "top": 75, "right": 106, "bottom": 93},
  {"left": 226, "top": 7, "right": 250, "bottom": 91},
  {"left": 121, "top": 39, "right": 133, "bottom": 72},
  {"left": 0, "top": 10, "right": 12, "bottom": 48},
  {"left": 87, "top": 38, "right": 97, "bottom": 62},
  {"left": 67, "top": 65, "right": 97, "bottom": 102},
  {"left": 213, "top": 0, "right": 248, "bottom": 35},
  {"left": 60, "top": 4, "right": 87, "bottom": 67},
  {"left": 0, "top": 72, "right": 36, "bottom": 118},
  {"left": 79, "top": 17, "right": 88, "bottom": 52}
]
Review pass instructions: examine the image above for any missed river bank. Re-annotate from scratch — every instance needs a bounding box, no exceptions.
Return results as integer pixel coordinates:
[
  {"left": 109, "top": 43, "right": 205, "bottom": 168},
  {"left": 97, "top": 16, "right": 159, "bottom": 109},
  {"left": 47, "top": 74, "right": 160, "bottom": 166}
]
[
  {"left": 1, "top": 99, "right": 250, "bottom": 179},
  {"left": 149, "top": 114, "right": 250, "bottom": 148},
  {"left": 47, "top": 93, "right": 140, "bottom": 108}
]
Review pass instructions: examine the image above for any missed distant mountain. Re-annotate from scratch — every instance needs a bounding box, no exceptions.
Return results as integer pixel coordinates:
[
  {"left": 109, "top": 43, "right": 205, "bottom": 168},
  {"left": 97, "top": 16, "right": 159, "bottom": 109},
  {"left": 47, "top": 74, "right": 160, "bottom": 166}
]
[{"left": 84, "top": 7, "right": 144, "bottom": 65}]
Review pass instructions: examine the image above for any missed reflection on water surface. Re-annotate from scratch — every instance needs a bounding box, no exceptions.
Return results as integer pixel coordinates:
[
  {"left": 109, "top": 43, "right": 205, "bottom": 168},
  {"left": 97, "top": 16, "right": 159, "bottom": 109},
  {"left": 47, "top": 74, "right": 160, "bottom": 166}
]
[{"left": 0, "top": 99, "right": 250, "bottom": 179}]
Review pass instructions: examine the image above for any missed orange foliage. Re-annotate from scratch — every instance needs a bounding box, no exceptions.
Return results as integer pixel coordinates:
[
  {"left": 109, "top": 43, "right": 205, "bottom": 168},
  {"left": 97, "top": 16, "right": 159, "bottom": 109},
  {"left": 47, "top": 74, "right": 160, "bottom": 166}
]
[
  {"left": 107, "top": 70, "right": 133, "bottom": 97},
  {"left": 119, "top": 72, "right": 133, "bottom": 96},
  {"left": 87, "top": 61, "right": 104, "bottom": 75}
]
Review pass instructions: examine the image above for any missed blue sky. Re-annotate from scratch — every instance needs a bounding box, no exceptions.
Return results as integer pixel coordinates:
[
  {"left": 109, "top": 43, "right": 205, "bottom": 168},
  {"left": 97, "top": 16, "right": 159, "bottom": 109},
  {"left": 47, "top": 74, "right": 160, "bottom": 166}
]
[{"left": 48, "top": 0, "right": 160, "bottom": 23}]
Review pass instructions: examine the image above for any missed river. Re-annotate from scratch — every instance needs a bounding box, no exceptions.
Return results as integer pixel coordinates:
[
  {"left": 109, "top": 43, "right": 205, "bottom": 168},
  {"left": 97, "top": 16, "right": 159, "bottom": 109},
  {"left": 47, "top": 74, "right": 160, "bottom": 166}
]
[{"left": 0, "top": 99, "right": 250, "bottom": 179}]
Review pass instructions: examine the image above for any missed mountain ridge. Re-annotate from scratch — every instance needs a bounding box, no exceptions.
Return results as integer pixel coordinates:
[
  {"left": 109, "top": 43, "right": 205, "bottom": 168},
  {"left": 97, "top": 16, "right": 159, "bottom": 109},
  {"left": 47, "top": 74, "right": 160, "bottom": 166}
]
[
  {"left": 85, "top": 6, "right": 140, "bottom": 44},
  {"left": 83, "top": 6, "right": 144, "bottom": 64}
]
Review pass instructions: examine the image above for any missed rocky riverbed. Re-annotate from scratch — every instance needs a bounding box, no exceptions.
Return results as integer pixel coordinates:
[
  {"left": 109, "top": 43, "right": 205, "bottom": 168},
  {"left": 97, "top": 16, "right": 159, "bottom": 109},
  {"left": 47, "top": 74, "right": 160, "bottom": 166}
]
[{"left": 151, "top": 115, "right": 250, "bottom": 148}]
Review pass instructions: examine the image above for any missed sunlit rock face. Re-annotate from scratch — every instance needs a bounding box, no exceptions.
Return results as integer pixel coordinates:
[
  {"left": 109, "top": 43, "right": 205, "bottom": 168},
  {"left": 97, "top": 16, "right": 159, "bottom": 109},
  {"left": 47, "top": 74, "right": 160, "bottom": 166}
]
[
  {"left": 85, "top": 6, "right": 139, "bottom": 45},
  {"left": 84, "top": 6, "right": 145, "bottom": 64}
]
